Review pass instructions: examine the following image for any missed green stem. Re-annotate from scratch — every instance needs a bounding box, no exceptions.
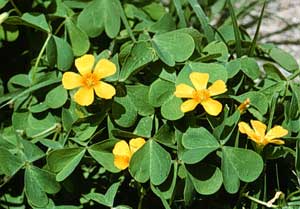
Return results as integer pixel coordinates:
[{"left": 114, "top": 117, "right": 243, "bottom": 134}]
[
  {"left": 248, "top": 0, "right": 267, "bottom": 57},
  {"left": 243, "top": 193, "right": 279, "bottom": 208},
  {"left": 227, "top": 0, "right": 242, "bottom": 57},
  {"left": 138, "top": 185, "right": 145, "bottom": 209},
  {"left": 54, "top": 19, "right": 66, "bottom": 35},
  {"left": 30, "top": 123, "right": 60, "bottom": 139},
  {"left": 288, "top": 69, "right": 300, "bottom": 81},
  {"left": 117, "top": 1, "right": 136, "bottom": 43},
  {"left": 32, "top": 33, "right": 52, "bottom": 83},
  {"left": 267, "top": 93, "right": 278, "bottom": 130},
  {"left": 9, "top": 0, "right": 22, "bottom": 16}
]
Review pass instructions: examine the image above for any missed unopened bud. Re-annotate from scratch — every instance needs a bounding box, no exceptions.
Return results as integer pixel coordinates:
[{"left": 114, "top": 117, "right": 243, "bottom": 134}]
[{"left": 237, "top": 98, "right": 250, "bottom": 113}]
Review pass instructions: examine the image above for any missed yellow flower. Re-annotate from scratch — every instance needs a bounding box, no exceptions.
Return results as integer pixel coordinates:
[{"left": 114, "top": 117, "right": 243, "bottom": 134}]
[
  {"left": 62, "top": 54, "right": 116, "bottom": 106},
  {"left": 238, "top": 120, "right": 288, "bottom": 147},
  {"left": 112, "top": 138, "right": 146, "bottom": 170},
  {"left": 174, "top": 72, "right": 227, "bottom": 116}
]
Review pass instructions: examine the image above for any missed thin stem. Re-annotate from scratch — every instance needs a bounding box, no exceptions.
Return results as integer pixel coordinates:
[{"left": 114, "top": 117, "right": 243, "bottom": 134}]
[
  {"left": 243, "top": 193, "right": 279, "bottom": 208},
  {"left": 288, "top": 69, "right": 300, "bottom": 81},
  {"left": 117, "top": 1, "right": 136, "bottom": 43},
  {"left": 30, "top": 123, "right": 60, "bottom": 138},
  {"left": 9, "top": 0, "right": 22, "bottom": 16},
  {"left": 137, "top": 185, "right": 145, "bottom": 209},
  {"left": 248, "top": 0, "right": 267, "bottom": 57},
  {"left": 54, "top": 19, "right": 66, "bottom": 35},
  {"left": 32, "top": 33, "right": 52, "bottom": 83}
]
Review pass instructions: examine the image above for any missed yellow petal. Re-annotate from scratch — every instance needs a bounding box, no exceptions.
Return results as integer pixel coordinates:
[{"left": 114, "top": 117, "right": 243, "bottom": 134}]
[
  {"left": 208, "top": 80, "right": 227, "bottom": 96},
  {"left": 129, "top": 138, "right": 146, "bottom": 154},
  {"left": 62, "top": 72, "right": 82, "bottom": 89},
  {"left": 190, "top": 72, "right": 209, "bottom": 90},
  {"left": 114, "top": 155, "right": 130, "bottom": 170},
  {"left": 174, "top": 84, "right": 195, "bottom": 98},
  {"left": 94, "top": 59, "right": 117, "bottom": 79},
  {"left": 268, "top": 139, "right": 285, "bottom": 145},
  {"left": 201, "top": 98, "right": 222, "bottom": 116},
  {"left": 94, "top": 81, "right": 116, "bottom": 99},
  {"left": 73, "top": 87, "right": 94, "bottom": 106},
  {"left": 238, "top": 122, "right": 260, "bottom": 144},
  {"left": 113, "top": 140, "right": 131, "bottom": 158},
  {"left": 265, "top": 126, "right": 288, "bottom": 140},
  {"left": 181, "top": 99, "right": 199, "bottom": 113},
  {"left": 250, "top": 120, "right": 267, "bottom": 138},
  {"left": 75, "top": 54, "right": 95, "bottom": 75}
]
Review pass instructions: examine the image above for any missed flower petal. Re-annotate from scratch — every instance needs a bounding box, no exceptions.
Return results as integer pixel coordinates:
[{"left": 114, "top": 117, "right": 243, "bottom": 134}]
[
  {"left": 62, "top": 72, "right": 82, "bottom": 89},
  {"left": 238, "top": 122, "right": 259, "bottom": 143},
  {"left": 75, "top": 54, "right": 95, "bottom": 75},
  {"left": 208, "top": 80, "right": 227, "bottom": 96},
  {"left": 94, "top": 59, "right": 117, "bottom": 79},
  {"left": 174, "top": 84, "right": 195, "bottom": 98},
  {"left": 113, "top": 140, "right": 131, "bottom": 158},
  {"left": 265, "top": 126, "right": 288, "bottom": 140},
  {"left": 112, "top": 140, "right": 131, "bottom": 170},
  {"left": 129, "top": 138, "right": 146, "bottom": 154},
  {"left": 268, "top": 139, "right": 285, "bottom": 145},
  {"left": 181, "top": 99, "right": 199, "bottom": 113},
  {"left": 250, "top": 120, "right": 267, "bottom": 138},
  {"left": 190, "top": 72, "right": 209, "bottom": 90},
  {"left": 73, "top": 87, "right": 94, "bottom": 106},
  {"left": 114, "top": 155, "right": 130, "bottom": 170},
  {"left": 94, "top": 81, "right": 116, "bottom": 99},
  {"left": 201, "top": 98, "right": 222, "bottom": 116}
]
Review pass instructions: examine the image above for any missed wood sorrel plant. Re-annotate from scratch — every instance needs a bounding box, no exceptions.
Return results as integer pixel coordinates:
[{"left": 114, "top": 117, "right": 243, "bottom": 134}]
[{"left": 0, "top": 0, "right": 299, "bottom": 208}]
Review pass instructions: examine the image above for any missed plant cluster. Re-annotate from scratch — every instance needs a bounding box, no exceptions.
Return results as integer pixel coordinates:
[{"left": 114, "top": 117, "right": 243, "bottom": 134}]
[{"left": 0, "top": 0, "right": 300, "bottom": 208}]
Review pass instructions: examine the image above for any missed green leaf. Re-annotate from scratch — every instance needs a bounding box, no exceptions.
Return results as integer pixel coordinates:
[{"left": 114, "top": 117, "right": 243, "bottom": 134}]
[
  {"left": 149, "top": 13, "right": 176, "bottom": 34},
  {"left": 240, "top": 57, "right": 260, "bottom": 80},
  {"left": 152, "top": 30, "right": 194, "bottom": 66},
  {"left": 148, "top": 78, "right": 175, "bottom": 107},
  {"left": 77, "top": 0, "right": 120, "bottom": 38},
  {"left": 112, "top": 93, "right": 138, "bottom": 128},
  {"left": 119, "top": 41, "right": 155, "bottom": 81},
  {"left": 187, "top": 0, "right": 214, "bottom": 42},
  {"left": 153, "top": 123, "right": 175, "bottom": 146},
  {"left": 127, "top": 85, "right": 154, "bottom": 116},
  {"left": 53, "top": 36, "right": 74, "bottom": 71},
  {"left": 77, "top": 0, "right": 104, "bottom": 37},
  {"left": 186, "top": 164, "right": 223, "bottom": 195},
  {"left": 176, "top": 62, "right": 228, "bottom": 86},
  {"left": 26, "top": 113, "right": 57, "bottom": 138},
  {"left": 181, "top": 127, "right": 220, "bottom": 164},
  {"left": 29, "top": 166, "right": 61, "bottom": 194},
  {"left": 21, "top": 13, "right": 50, "bottom": 33},
  {"left": 133, "top": 116, "right": 153, "bottom": 138},
  {"left": 88, "top": 139, "right": 119, "bottom": 173},
  {"left": 0, "top": 0, "right": 8, "bottom": 9},
  {"left": 25, "top": 168, "right": 49, "bottom": 208},
  {"left": 47, "top": 147, "right": 86, "bottom": 181},
  {"left": 161, "top": 95, "right": 184, "bottom": 121},
  {"left": 222, "top": 146, "right": 263, "bottom": 183},
  {"left": 65, "top": 18, "right": 90, "bottom": 56},
  {"left": 129, "top": 140, "right": 172, "bottom": 185},
  {"left": 231, "top": 91, "right": 269, "bottom": 114},
  {"left": 20, "top": 139, "right": 45, "bottom": 162},
  {"left": 203, "top": 41, "right": 228, "bottom": 62},
  {"left": 85, "top": 181, "right": 120, "bottom": 207},
  {"left": 143, "top": 2, "right": 165, "bottom": 20},
  {"left": 0, "top": 147, "right": 23, "bottom": 176},
  {"left": 45, "top": 85, "right": 68, "bottom": 109},
  {"left": 269, "top": 47, "right": 299, "bottom": 72}
]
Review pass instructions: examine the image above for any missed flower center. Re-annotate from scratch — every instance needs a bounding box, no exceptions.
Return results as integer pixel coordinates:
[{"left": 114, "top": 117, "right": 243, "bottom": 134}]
[
  {"left": 192, "top": 89, "right": 210, "bottom": 103},
  {"left": 82, "top": 73, "right": 98, "bottom": 88}
]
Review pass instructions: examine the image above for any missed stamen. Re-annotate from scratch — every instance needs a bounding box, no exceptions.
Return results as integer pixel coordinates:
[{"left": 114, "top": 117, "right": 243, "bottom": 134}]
[{"left": 192, "top": 89, "right": 210, "bottom": 103}]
